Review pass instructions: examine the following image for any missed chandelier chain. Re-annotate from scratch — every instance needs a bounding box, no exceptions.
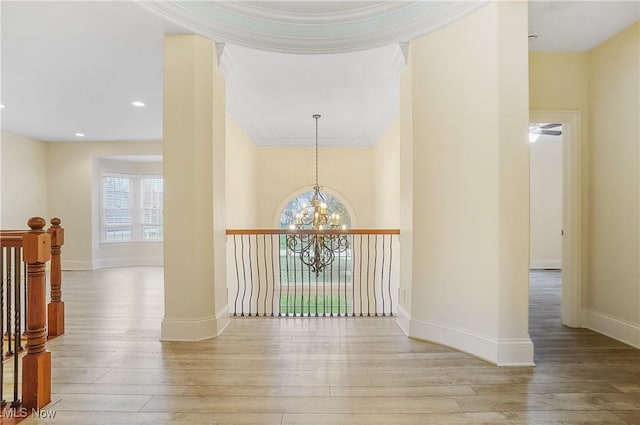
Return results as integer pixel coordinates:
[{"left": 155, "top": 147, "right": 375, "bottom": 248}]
[{"left": 314, "top": 114, "right": 320, "bottom": 187}]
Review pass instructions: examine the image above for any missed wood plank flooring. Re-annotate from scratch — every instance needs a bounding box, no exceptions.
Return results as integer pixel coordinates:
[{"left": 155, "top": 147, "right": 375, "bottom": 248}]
[{"left": 18, "top": 268, "right": 640, "bottom": 424}]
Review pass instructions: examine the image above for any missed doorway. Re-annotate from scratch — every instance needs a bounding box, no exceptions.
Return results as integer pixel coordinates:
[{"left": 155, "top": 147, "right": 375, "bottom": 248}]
[
  {"left": 529, "top": 122, "right": 563, "bottom": 270},
  {"left": 530, "top": 111, "right": 582, "bottom": 328}
]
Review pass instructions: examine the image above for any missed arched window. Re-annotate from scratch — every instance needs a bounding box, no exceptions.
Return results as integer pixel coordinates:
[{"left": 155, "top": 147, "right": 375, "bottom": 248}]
[
  {"left": 278, "top": 191, "right": 352, "bottom": 229},
  {"left": 276, "top": 190, "right": 354, "bottom": 315}
]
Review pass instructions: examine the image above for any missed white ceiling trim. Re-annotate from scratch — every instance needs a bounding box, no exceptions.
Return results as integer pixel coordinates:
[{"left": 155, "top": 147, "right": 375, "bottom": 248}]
[
  {"left": 218, "top": 43, "right": 238, "bottom": 78},
  {"left": 220, "top": 1, "right": 426, "bottom": 24},
  {"left": 391, "top": 42, "right": 409, "bottom": 80},
  {"left": 139, "top": 1, "right": 488, "bottom": 54}
]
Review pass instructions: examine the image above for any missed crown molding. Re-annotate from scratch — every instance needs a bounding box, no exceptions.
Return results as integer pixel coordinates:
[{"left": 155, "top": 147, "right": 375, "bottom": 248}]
[
  {"left": 391, "top": 42, "right": 408, "bottom": 80},
  {"left": 139, "top": 1, "right": 488, "bottom": 54},
  {"left": 217, "top": 42, "right": 237, "bottom": 78},
  {"left": 217, "top": 1, "right": 421, "bottom": 24},
  {"left": 215, "top": 42, "right": 226, "bottom": 63}
]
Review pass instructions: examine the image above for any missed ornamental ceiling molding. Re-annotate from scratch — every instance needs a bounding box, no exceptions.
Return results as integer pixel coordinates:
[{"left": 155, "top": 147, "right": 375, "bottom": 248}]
[{"left": 139, "top": 1, "right": 487, "bottom": 54}]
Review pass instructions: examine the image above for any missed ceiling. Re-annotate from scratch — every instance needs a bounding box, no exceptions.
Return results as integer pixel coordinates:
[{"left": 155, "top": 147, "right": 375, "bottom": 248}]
[
  {"left": 1, "top": 1, "right": 638, "bottom": 146},
  {"left": 528, "top": 1, "right": 639, "bottom": 51}
]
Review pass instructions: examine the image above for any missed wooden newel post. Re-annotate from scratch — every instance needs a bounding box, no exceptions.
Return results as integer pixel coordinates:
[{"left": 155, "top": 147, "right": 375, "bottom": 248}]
[
  {"left": 22, "top": 217, "right": 52, "bottom": 409},
  {"left": 47, "top": 217, "right": 65, "bottom": 337}
]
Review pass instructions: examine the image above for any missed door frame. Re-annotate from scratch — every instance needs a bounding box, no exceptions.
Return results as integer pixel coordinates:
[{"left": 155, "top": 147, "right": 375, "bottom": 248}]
[{"left": 530, "top": 110, "right": 582, "bottom": 328}]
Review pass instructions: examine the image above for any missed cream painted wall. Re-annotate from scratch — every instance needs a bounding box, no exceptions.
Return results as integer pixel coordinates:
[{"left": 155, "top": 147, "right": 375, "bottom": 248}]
[
  {"left": 226, "top": 116, "right": 257, "bottom": 228},
  {"left": 255, "top": 147, "right": 374, "bottom": 228},
  {"left": 529, "top": 52, "right": 590, "bottom": 112},
  {"left": 404, "top": 2, "right": 532, "bottom": 365},
  {"left": 587, "top": 21, "right": 639, "bottom": 347},
  {"left": 530, "top": 134, "right": 562, "bottom": 269},
  {"left": 410, "top": 4, "right": 501, "bottom": 345},
  {"left": 47, "top": 141, "right": 162, "bottom": 269},
  {"left": 0, "top": 130, "right": 48, "bottom": 228},
  {"left": 373, "top": 117, "right": 400, "bottom": 228},
  {"left": 101, "top": 159, "right": 162, "bottom": 174}
]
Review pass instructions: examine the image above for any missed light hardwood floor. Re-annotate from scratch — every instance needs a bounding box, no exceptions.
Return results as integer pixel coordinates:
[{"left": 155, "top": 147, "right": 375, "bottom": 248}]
[{"left": 19, "top": 268, "right": 640, "bottom": 424}]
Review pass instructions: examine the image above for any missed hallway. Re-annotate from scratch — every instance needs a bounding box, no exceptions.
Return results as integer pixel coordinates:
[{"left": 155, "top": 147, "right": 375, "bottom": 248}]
[{"left": 20, "top": 267, "right": 640, "bottom": 424}]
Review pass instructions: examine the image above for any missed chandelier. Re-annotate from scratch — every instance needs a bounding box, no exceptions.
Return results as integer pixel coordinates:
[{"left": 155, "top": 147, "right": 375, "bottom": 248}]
[{"left": 286, "top": 114, "right": 349, "bottom": 274}]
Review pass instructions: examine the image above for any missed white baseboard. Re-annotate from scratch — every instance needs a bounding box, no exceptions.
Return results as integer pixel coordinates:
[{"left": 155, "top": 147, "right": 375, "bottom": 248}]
[
  {"left": 215, "top": 305, "right": 231, "bottom": 335},
  {"left": 62, "top": 257, "right": 163, "bottom": 270},
  {"left": 583, "top": 309, "right": 640, "bottom": 349},
  {"left": 408, "top": 316, "right": 534, "bottom": 366},
  {"left": 62, "top": 260, "right": 93, "bottom": 270},
  {"left": 396, "top": 304, "right": 410, "bottom": 336},
  {"left": 92, "top": 256, "right": 163, "bottom": 269},
  {"left": 497, "top": 339, "right": 536, "bottom": 366},
  {"left": 161, "top": 307, "right": 229, "bottom": 341},
  {"left": 529, "top": 259, "right": 562, "bottom": 269}
]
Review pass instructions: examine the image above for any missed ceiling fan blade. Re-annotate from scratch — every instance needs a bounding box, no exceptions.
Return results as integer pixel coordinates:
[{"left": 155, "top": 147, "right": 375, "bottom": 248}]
[
  {"left": 540, "top": 123, "right": 561, "bottom": 129},
  {"left": 540, "top": 130, "right": 562, "bottom": 136}
]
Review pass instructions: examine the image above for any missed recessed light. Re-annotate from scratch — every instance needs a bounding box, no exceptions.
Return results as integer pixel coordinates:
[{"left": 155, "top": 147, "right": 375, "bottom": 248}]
[
  {"left": 0, "top": 104, "right": 5, "bottom": 109},
  {"left": 132, "top": 101, "right": 145, "bottom": 107},
  {"left": 75, "top": 132, "right": 85, "bottom": 137}
]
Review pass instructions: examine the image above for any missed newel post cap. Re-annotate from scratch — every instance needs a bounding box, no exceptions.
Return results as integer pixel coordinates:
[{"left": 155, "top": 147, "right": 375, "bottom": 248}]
[
  {"left": 28, "top": 217, "right": 47, "bottom": 231},
  {"left": 23, "top": 217, "right": 51, "bottom": 263},
  {"left": 48, "top": 217, "right": 64, "bottom": 246}
]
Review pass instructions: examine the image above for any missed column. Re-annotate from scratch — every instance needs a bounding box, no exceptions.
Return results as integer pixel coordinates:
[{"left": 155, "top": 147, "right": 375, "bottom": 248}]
[{"left": 161, "top": 35, "right": 228, "bottom": 341}]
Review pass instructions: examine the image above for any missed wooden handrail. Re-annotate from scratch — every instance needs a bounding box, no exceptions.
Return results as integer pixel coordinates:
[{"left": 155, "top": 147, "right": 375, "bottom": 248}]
[
  {"left": 0, "top": 230, "right": 30, "bottom": 247},
  {"left": 226, "top": 228, "right": 400, "bottom": 235},
  {"left": 0, "top": 230, "right": 30, "bottom": 236},
  {"left": 1, "top": 220, "right": 66, "bottom": 337},
  {"left": 0, "top": 235, "right": 24, "bottom": 248}
]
